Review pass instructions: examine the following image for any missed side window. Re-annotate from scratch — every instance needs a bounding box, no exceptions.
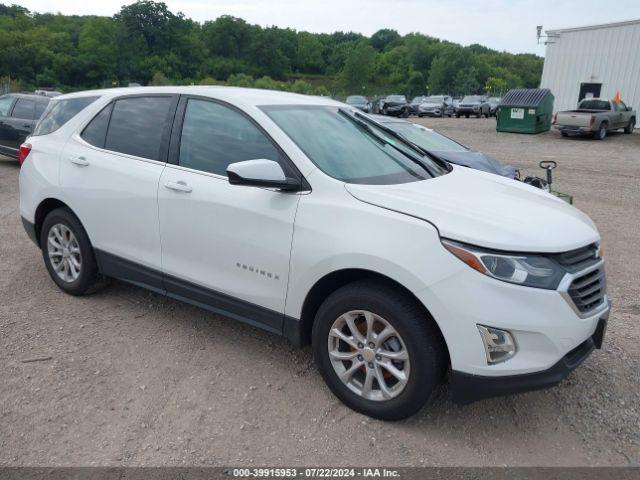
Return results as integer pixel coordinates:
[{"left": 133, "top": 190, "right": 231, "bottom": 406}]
[
  {"left": 105, "top": 96, "right": 174, "bottom": 161},
  {"left": 11, "top": 99, "right": 35, "bottom": 120},
  {"left": 178, "top": 99, "right": 282, "bottom": 176},
  {"left": 81, "top": 104, "right": 113, "bottom": 148},
  {"left": 33, "top": 96, "right": 99, "bottom": 136},
  {"left": 0, "top": 96, "right": 15, "bottom": 116}
]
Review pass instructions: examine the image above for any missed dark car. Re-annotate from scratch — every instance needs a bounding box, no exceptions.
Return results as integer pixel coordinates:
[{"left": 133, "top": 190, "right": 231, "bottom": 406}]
[
  {"left": 417, "top": 95, "right": 455, "bottom": 117},
  {"left": 456, "top": 95, "right": 491, "bottom": 118},
  {"left": 408, "top": 96, "right": 429, "bottom": 115},
  {"left": 345, "top": 95, "right": 371, "bottom": 113},
  {"left": 370, "top": 115, "right": 518, "bottom": 179},
  {"left": 380, "top": 95, "right": 410, "bottom": 117},
  {"left": 0, "top": 93, "right": 51, "bottom": 159},
  {"left": 487, "top": 97, "right": 501, "bottom": 116}
]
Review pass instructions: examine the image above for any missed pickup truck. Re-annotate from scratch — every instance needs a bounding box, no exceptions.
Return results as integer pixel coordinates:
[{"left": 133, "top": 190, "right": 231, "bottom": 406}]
[{"left": 553, "top": 98, "right": 636, "bottom": 139}]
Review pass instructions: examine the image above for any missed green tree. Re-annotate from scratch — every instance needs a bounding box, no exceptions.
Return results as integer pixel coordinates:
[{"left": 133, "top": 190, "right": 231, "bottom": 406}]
[{"left": 341, "top": 41, "right": 376, "bottom": 92}]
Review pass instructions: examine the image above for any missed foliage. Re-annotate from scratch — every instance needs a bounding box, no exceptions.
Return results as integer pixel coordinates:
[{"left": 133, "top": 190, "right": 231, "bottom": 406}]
[{"left": 0, "top": 0, "right": 543, "bottom": 97}]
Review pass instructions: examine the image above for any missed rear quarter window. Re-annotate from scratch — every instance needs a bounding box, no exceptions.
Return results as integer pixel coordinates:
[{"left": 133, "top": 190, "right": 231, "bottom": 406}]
[{"left": 33, "top": 96, "right": 99, "bottom": 136}]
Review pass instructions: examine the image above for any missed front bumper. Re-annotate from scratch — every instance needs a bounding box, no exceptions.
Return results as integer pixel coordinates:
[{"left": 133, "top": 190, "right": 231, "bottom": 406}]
[
  {"left": 419, "top": 107, "right": 442, "bottom": 116},
  {"left": 457, "top": 107, "right": 479, "bottom": 115},
  {"left": 450, "top": 314, "right": 607, "bottom": 404}
]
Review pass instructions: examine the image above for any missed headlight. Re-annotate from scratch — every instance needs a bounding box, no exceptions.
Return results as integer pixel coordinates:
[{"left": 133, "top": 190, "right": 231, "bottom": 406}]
[{"left": 442, "top": 239, "right": 565, "bottom": 289}]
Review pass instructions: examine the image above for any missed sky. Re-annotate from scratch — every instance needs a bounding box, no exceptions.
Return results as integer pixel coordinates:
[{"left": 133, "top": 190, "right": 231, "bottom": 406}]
[{"left": 13, "top": 0, "right": 640, "bottom": 55}]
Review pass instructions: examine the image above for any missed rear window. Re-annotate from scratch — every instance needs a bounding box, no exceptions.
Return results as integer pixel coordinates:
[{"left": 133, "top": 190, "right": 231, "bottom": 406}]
[
  {"left": 33, "top": 96, "right": 99, "bottom": 136},
  {"left": 580, "top": 99, "right": 610, "bottom": 110}
]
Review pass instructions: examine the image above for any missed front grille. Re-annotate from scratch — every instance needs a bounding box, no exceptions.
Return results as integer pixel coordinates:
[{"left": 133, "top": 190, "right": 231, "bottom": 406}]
[
  {"left": 555, "top": 243, "right": 606, "bottom": 314},
  {"left": 554, "top": 243, "right": 599, "bottom": 272},
  {"left": 568, "top": 268, "right": 606, "bottom": 313}
]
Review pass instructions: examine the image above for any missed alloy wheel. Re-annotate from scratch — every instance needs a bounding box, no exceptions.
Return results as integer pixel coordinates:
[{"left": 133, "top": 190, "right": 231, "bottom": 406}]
[
  {"left": 47, "top": 223, "right": 82, "bottom": 283},
  {"left": 327, "top": 310, "right": 410, "bottom": 401}
]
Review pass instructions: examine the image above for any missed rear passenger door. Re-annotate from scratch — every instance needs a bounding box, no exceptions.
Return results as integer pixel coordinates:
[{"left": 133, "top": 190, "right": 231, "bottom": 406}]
[
  {"left": 60, "top": 95, "right": 178, "bottom": 291},
  {"left": 0, "top": 95, "right": 17, "bottom": 155},
  {"left": 157, "top": 96, "right": 302, "bottom": 331},
  {"left": 3, "top": 97, "right": 36, "bottom": 151}
]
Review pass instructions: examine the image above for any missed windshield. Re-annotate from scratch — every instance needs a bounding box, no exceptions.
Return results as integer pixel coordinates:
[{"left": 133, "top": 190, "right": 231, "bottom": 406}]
[
  {"left": 386, "top": 95, "right": 406, "bottom": 103},
  {"left": 462, "top": 96, "right": 481, "bottom": 103},
  {"left": 488, "top": 97, "right": 500, "bottom": 104},
  {"left": 262, "top": 106, "right": 446, "bottom": 185},
  {"left": 346, "top": 96, "right": 367, "bottom": 104},
  {"left": 411, "top": 96, "right": 425, "bottom": 103},
  {"left": 383, "top": 122, "right": 468, "bottom": 153},
  {"left": 426, "top": 96, "right": 444, "bottom": 103}
]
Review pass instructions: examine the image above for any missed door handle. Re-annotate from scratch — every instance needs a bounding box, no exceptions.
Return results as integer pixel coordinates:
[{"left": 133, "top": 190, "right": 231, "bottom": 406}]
[
  {"left": 69, "top": 156, "right": 89, "bottom": 167},
  {"left": 164, "top": 180, "right": 192, "bottom": 193}
]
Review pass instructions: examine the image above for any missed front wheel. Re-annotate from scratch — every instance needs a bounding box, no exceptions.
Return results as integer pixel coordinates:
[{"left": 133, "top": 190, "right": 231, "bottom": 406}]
[
  {"left": 41, "top": 207, "right": 99, "bottom": 296},
  {"left": 624, "top": 118, "right": 635, "bottom": 134},
  {"left": 312, "top": 280, "right": 446, "bottom": 420}
]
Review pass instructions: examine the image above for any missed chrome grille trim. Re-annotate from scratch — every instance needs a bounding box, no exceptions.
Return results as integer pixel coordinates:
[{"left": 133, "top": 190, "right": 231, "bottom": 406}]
[{"left": 558, "top": 258, "right": 609, "bottom": 318}]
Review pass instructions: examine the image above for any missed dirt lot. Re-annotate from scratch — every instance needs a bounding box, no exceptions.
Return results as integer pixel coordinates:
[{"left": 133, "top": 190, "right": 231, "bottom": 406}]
[{"left": 1, "top": 119, "right": 638, "bottom": 467}]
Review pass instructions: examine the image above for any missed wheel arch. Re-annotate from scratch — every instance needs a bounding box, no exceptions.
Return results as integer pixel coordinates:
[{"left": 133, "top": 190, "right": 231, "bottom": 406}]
[
  {"left": 33, "top": 198, "right": 74, "bottom": 247},
  {"left": 292, "top": 268, "right": 450, "bottom": 363}
]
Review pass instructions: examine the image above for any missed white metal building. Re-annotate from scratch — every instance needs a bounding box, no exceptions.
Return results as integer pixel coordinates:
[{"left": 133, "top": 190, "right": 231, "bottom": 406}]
[{"left": 540, "top": 19, "right": 640, "bottom": 126}]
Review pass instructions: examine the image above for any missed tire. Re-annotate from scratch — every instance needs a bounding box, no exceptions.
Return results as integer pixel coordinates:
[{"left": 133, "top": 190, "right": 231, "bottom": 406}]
[
  {"left": 465, "top": 114, "right": 470, "bottom": 118},
  {"left": 561, "top": 131, "right": 568, "bottom": 137},
  {"left": 401, "top": 108, "right": 410, "bottom": 118},
  {"left": 312, "top": 280, "right": 447, "bottom": 421},
  {"left": 624, "top": 118, "right": 635, "bottom": 134},
  {"left": 476, "top": 111, "right": 482, "bottom": 118},
  {"left": 595, "top": 122, "right": 607, "bottom": 140},
  {"left": 456, "top": 113, "right": 460, "bottom": 118},
  {"left": 40, "top": 207, "right": 99, "bottom": 296}
]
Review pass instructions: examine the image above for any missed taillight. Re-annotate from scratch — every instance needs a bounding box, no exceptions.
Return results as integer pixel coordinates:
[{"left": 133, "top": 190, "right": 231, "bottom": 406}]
[
  {"left": 18, "top": 143, "right": 32, "bottom": 165},
  {"left": 590, "top": 115, "right": 595, "bottom": 127}
]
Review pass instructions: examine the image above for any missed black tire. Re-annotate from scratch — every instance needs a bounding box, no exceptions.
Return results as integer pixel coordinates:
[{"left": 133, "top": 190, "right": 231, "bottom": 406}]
[
  {"left": 465, "top": 114, "right": 470, "bottom": 118},
  {"left": 312, "top": 280, "right": 447, "bottom": 421},
  {"left": 455, "top": 113, "right": 460, "bottom": 118},
  {"left": 561, "top": 131, "right": 568, "bottom": 137},
  {"left": 401, "top": 108, "right": 410, "bottom": 118},
  {"left": 40, "top": 207, "right": 99, "bottom": 296},
  {"left": 476, "top": 111, "right": 482, "bottom": 118},
  {"left": 595, "top": 122, "right": 607, "bottom": 140},
  {"left": 624, "top": 118, "right": 635, "bottom": 134}
]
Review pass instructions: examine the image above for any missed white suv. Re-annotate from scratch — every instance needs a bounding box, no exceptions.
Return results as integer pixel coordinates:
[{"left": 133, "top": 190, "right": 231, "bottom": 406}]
[{"left": 19, "top": 87, "right": 610, "bottom": 420}]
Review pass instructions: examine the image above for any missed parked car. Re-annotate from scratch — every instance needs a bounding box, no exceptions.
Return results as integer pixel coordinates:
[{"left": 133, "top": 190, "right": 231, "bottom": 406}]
[
  {"left": 0, "top": 93, "right": 51, "bottom": 159},
  {"left": 417, "top": 95, "right": 455, "bottom": 118},
  {"left": 408, "top": 96, "right": 429, "bottom": 115},
  {"left": 456, "top": 95, "right": 491, "bottom": 118},
  {"left": 370, "top": 115, "right": 517, "bottom": 178},
  {"left": 380, "top": 94, "right": 410, "bottom": 117},
  {"left": 20, "top": 87, "right": 609, "bottom": 420},
  {"left": 553, "top": 98, "right": 636, "bottom": 139},
  {"left": 487, "top": 97, "right": 501, "bottom": 116},
  {"left": 452, "top": 98, "right": 461, "bottom": 114},
  {"left": 345, "top": 95, "right": 371, "bottom": 113}
]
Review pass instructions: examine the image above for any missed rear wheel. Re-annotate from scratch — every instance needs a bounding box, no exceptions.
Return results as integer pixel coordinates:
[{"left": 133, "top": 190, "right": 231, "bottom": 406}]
[
  {"left": 561, "top": 131, "right": 568, "bottom": 137},
  {"left": 595, "top": 122, "right": 607, "bottom": 140},
  {"left": 40, "top": 207, "right": 99, "bottom": 296},
  {"left": 624, "top": 118, "right": 635, "bottom": 134},
  {"left": 312, "top": 280, "right": 446, "bottom": 420}
]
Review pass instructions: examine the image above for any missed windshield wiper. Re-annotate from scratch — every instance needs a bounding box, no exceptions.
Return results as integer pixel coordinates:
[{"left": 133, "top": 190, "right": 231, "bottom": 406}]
[
  {"left": 338, "top": 108, "right": 437, "bottom": 177},
  {"left": 352, "top": 111, "right": 451, "bottom": 171}
]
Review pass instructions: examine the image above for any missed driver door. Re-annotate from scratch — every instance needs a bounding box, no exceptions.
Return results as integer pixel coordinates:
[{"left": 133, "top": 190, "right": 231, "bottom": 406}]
[{"left": 157, "top": 96, "right": 302, "bottom": 332}]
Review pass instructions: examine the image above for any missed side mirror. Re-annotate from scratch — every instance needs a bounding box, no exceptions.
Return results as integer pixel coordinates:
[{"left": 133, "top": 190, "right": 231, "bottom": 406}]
[
  {"left": 227, "top": 159, "right": 300, "bottom": 191},
  {"left": 627, "top": 106, "right": 633, "bottom": 111}
]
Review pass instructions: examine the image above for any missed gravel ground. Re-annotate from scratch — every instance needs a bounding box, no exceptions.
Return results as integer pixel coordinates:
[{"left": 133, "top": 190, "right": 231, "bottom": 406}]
[{"left": 0, "top": 120, "right": 638, "bottom": 467}]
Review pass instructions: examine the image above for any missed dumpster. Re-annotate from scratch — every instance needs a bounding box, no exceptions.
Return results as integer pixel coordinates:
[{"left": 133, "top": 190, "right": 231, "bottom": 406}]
[{"left": 496, "top": 88, "right": 554, "bottom": 133}]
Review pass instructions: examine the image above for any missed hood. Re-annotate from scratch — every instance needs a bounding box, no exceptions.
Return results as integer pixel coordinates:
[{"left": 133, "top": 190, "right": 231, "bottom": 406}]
[
  {"left": 344, "top": 166, "right": 598, "bottom": 252},
  {"left": 431, "top": 150, "right": 518, "bottom": 179}
]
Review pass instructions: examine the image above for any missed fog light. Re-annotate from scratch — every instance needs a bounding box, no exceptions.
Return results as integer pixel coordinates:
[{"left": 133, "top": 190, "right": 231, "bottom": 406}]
[{"left": 477, "top": 325, "right": 517, "bottom": 364}]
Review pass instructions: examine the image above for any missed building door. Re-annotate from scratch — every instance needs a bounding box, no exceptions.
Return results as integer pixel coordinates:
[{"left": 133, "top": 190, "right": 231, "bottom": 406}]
[{"left": 579, "top": 83, "right": 602, "bottom": 102}]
